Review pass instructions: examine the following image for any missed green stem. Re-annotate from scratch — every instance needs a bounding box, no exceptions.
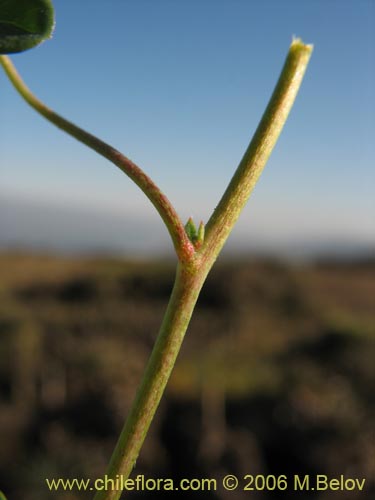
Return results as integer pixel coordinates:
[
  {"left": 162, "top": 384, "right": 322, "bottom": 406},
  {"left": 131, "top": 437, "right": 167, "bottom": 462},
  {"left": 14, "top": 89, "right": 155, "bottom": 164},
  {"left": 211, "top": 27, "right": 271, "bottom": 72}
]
[
  {"left": 1, "top": 38, "right": 312, "bottom": 500},
  {"left": 93, "top": 39, "right": 312, "bottom": 500},
  {"left": 203, "top": 38, "right": 313, "bottom": 262},
  {"left": 94, "top": 260, "right": 208, "bottom": 500},
  {"left": 0, "top": 55, "right": 194, "bottom": 263}
]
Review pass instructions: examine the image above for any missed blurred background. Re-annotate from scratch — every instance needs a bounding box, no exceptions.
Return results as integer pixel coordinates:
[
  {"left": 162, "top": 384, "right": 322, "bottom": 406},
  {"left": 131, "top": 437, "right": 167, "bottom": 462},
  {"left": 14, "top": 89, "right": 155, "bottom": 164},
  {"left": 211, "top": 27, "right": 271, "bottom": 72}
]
[{"left": 0, "top": 1, "right": 374, "bottom": 499}]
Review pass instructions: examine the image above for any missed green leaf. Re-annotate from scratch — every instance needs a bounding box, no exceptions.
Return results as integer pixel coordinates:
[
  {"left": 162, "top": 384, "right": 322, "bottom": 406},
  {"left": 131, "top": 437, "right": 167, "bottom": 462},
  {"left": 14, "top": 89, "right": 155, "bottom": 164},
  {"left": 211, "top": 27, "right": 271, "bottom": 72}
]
[
  {"left": 0, "top": 0, "right": 55, "bottom": 54},
  {"left": 184, "top": 218, "right": 205, "bottom": 248},
  {"left": 0, "top": 490, "right": 8, "bottom": 500},
  {"left": 197, "top": 221, "right": 205, "bottom": 245},
  {"left": 184, "top": 217, "right": 197, "bottom": 243}
]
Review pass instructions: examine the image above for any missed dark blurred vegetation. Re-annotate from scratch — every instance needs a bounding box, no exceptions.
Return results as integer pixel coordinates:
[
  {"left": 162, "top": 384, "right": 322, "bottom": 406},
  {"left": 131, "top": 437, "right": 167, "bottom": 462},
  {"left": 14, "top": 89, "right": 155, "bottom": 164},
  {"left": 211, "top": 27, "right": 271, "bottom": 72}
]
[{"left": 0, "top": 252, "right": 374, "bottom": 499}]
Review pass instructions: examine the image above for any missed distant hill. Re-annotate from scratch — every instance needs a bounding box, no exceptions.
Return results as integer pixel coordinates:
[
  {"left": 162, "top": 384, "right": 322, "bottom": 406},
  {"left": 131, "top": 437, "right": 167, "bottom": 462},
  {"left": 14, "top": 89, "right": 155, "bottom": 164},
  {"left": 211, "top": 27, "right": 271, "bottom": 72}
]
[{"left": 1, "top": 194, "right": 374, "bottom": 259}]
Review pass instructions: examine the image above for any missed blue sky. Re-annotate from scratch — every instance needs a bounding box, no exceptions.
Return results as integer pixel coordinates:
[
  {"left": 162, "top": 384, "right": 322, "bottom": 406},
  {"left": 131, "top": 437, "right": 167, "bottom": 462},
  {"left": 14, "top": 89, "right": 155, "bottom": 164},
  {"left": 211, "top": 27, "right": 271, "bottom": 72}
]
[{"left": 1, "top": 0, "right": 374, "bottom": 256}]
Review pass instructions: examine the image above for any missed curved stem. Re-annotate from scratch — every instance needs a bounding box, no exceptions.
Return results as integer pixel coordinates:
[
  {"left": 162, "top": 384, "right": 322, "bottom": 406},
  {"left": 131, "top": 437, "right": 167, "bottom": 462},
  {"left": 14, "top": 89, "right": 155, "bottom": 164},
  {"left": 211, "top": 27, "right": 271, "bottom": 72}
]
[
  {"left": 202, "top": 38, "right": 313, "bottom": 262},
  {"left": 0, "top": 55, "right": 195, "bottom": 263},
  {"left": 1, "top": 38, "right": 312, "bottom": 500},
  {"left": 92, "top": 39, "right": 312, "bottom": 500}
]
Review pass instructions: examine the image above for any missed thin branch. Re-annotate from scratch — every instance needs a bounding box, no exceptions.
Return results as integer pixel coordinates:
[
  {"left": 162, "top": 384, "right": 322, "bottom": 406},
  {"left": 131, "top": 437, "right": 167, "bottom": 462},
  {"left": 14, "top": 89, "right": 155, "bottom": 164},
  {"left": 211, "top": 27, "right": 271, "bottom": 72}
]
[
  {"left": 0, "top": 55, "right": 195, "bottom": 262},
  {"left": 202, "top": 38, "right": 313, "bottom": 261}
]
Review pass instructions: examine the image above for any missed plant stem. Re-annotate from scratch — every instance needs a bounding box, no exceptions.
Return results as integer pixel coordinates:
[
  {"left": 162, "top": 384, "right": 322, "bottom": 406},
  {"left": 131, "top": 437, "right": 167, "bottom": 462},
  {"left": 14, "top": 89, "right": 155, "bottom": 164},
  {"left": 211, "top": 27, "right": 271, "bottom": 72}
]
[
  {"left": 93, "top": 260, "right": 208, "bottom": 500},
  {"left": 203, "top": 38, "right": 313, "bottom": 262},
  {"left": 0, "top": 55, "right": 194, "bottom": 263},
  {"left": 1, "top": 38, "right": 312, "bottom": 500},
  {"left": 93, "top": 39, "right": 312, "bottom": 500}
]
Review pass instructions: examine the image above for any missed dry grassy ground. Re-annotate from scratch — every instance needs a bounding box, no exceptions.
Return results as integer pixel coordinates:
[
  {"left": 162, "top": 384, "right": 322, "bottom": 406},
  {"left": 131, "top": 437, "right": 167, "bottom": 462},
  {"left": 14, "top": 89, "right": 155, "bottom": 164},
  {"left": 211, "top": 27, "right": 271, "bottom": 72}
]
[{"left": 0, "top": 253, "right": 374, "bottom": 499}]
